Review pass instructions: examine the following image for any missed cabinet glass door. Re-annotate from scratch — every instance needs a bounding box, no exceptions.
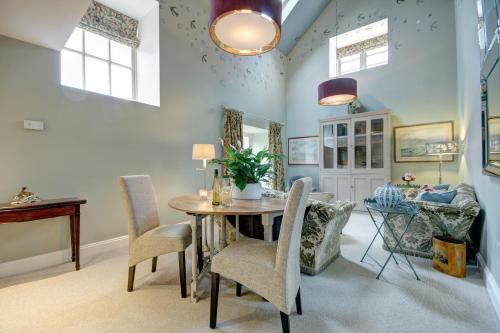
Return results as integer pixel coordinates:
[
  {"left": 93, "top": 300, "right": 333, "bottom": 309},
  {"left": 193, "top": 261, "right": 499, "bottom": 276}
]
[
  {"left": 371, "top": 118, "right": 384, "bottom": 169},
  {"left": 337, "top": 122, "right": 349, "bottom": 169},
  {"left": 354, "top": 120, "right": 367, "bottom": 169},
  {"left": 323, "top": 124, "right": 334, "bottom": 169}
]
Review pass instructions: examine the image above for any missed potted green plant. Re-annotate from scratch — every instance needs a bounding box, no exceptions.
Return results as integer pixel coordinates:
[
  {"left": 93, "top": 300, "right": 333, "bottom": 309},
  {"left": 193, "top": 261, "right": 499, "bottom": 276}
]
[{"left": 210, "top": 144, "right": 285, "bottom": 200}]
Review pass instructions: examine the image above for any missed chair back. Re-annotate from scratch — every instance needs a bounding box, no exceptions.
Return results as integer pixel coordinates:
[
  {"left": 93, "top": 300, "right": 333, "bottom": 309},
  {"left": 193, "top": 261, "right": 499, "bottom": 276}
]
[
  {"left": 275, "top": 177, "right": 312, "bottom": 309},
  {"left": 119, "top": 175, "right": 161, "bottom": 242}
]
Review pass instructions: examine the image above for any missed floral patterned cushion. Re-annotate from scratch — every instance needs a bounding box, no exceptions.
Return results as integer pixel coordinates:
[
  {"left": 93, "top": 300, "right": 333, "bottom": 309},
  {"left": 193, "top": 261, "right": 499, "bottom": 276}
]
[{"left": 383, "top": 183, "right": 480, "bottom": 258}]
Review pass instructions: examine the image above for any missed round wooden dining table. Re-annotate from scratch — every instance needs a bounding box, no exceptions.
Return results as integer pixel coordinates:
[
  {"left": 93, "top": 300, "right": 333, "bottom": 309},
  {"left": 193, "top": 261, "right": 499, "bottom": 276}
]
[{"left": 168, "top": 194, "right": 288, "bottom": 302}]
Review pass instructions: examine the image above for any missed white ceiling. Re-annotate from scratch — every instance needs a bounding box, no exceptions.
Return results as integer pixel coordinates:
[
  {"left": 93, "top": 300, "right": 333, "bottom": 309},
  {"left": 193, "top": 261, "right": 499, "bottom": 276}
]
[
  {"left": 98, "top": 0, "right": 157, "bottom": 20},
  {"left": 0, "top": 0, "right": 91, "bottom": 51}
]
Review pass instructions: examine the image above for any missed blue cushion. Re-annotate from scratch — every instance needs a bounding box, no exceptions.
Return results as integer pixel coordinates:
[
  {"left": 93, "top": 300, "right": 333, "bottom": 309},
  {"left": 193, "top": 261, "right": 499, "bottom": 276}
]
[
  {"left": 416, "top": 190, "right": 457, "bottom": 204},
  {"left": 433, "top": 184, "right": 450, "bottom": 191}
]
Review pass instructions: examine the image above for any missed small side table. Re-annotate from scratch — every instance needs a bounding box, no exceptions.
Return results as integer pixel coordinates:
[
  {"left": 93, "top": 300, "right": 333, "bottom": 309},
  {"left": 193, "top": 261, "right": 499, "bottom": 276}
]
[
  {"left": 0, "top": 198, "right": 87, "bottom": 271},
  {"left": 361, "top": 198, "right": 420, "bottom": 280}
]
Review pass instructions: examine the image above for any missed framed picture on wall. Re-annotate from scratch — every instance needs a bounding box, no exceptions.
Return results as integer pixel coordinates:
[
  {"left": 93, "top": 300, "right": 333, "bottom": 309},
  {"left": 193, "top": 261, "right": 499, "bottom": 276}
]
[
  {"left": 394, "top": 121, "right": 455, "bottom": 163},
  {"left": 288, "top": 136, "right": 319, "bottom": 165}
]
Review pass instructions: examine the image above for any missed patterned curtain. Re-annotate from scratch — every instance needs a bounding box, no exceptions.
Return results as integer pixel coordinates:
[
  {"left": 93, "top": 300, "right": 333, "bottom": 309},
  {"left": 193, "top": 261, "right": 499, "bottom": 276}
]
[
  {"left": 223, "top": 107, "right": 243, "bottom": 152},
  {"left": 269, "top": 122, "right": 285, "bottom": 192},
  {"left": 79, "top": 1, "right": 140, "bottom": 48}
]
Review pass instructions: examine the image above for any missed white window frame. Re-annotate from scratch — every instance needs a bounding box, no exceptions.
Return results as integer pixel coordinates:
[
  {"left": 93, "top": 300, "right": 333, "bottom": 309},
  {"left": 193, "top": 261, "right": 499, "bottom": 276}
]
[
  {"left": 329, "top": 19, "right": 389, "bottom": 78},
  {"left": 62, "top": 28, "right": 138, "bottom": 101}
]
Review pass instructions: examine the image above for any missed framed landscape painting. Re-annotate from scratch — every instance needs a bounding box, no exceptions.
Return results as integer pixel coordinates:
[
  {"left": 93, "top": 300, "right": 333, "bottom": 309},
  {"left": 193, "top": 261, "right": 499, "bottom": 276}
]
[
  {"left": 394, "top": 121, "right": 454, "bottom": 163},
  {"left": 288, "top": 136, "right": 319, "bottom": 165}
]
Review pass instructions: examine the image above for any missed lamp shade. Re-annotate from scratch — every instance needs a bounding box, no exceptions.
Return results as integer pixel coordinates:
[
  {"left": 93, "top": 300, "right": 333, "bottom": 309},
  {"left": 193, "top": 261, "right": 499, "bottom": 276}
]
[
  {"left": 318, "top": 78, "right": 358, "bottom": 106},
  {"left": 426, "top": 141, "right": 458, "bottom": 156},
  {"left": 209, "top": 0, "right": 282, "bottom": 56},
  {"left": 192, "top": 144, "right": 216, "bottom": 160}
]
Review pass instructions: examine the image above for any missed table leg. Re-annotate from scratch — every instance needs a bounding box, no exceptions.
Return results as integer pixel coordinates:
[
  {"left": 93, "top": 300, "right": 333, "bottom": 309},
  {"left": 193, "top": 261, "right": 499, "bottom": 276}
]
[
  {"left": 235, "top": 215, "right": 240, "bottom": 241},
  {"left": 221, "top": 217, "right": 227, "bottom": 248},
  {"left": 190, "top": 215, "right": 204, "bottom": 302},
  {"left": 203, "top": 217, "right": 210, "bottom": 252},
  {"left": 362, "top": 208, "right": 398, "bottom": 265},
  {"left": 381, "top": 214, "right": 420, "bottom": 280},
  {"left": 262, "top": 214, "right": 274, "bottom": 242},
  {"left": 69, "top": 214, "right": 76, "bottom": 262},
  {"left": 74, "top": 205, "right": 80, "bottom": 271},
  {"left": 210, "top": 215, "right": 215, "bottom": 259}
]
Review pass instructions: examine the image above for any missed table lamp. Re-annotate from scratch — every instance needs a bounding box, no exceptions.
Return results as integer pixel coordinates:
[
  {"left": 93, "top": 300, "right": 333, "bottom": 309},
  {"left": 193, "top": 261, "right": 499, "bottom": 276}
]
[
  {"left": 426, "top": 141, "right": 458, "bottom": 184},
  {"left": 192, "top": 144, "right": 216, "bottom": 196}
]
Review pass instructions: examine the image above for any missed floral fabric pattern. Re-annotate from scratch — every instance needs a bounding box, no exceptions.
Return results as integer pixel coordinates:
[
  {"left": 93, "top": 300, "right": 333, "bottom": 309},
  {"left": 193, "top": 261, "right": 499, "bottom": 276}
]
[
  {"left": 383, "top": 184, "right": 480, "bottom": 258},
  {"left": 300, "top": 200, "right": 356, "bottom": 275},
  {"left": 269, "top": 122, "right": 285, "bottom": 192},
  {"left": 80, "top": 1, "right": 140, "bottom": 48}
]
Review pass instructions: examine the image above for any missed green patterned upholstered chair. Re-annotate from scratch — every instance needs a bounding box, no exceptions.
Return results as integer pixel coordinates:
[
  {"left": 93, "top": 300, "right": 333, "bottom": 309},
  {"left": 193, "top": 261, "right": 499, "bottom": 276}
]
[
  {"left": 262, "top": 189, "right": 356, "bottom": 275},
  {"left": 383, "top": 184, "right": 480, "bottom": 258}
]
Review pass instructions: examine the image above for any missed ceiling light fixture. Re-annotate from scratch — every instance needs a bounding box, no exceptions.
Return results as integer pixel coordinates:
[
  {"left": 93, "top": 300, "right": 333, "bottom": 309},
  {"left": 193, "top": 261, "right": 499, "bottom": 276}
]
[
  {"left": 209, "top": 0, "right": 282, "bottom": 56},
  {"left": 318, "top": 0, "right": 358, "bottom": 106}
]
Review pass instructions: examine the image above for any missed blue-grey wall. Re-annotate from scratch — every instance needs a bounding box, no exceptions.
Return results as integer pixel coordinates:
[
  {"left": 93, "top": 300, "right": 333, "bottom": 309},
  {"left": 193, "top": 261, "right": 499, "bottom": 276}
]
[
  {"left": 285, "top": 0, "right": 459, "bottom": 189},
  {"left": 0, "top": 0, "right": 286, "bottom": 263},
  {"left": 455, "top": 0, "right": 500, "bottom": 312}
]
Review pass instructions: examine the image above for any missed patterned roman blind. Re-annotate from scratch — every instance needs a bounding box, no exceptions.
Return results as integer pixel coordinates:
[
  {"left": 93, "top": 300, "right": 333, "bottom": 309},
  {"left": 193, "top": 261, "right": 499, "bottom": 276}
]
[
  {"left": 337, "top": 34, "right": 388, "bottom": 59},
  {"left": 79, "top": 1, "right": 140, "bottom": 48}
]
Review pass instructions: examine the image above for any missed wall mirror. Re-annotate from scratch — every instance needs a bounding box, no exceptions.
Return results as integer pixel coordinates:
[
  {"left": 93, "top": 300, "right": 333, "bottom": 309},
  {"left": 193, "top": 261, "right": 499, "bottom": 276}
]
[{"left": 480, "top": 0, "right": 500, "bottom": 176}]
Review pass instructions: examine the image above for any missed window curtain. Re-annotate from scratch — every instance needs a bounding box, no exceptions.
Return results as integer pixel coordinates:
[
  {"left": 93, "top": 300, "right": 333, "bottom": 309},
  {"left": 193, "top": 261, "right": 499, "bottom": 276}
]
[
  {"left": 79, "top": 1, "right": 140, "bottom": 48},
  {"left": 218, "top": 107, "right": 243, "bottom": 243},
  {"left": 223, "top": 107, "right": 243, "bottom": 156},
  {"left": 337, "top": 34, "right": 387, "bottom": 59},
  {"left": 269, "top": 122, "right": 285, "bottom": 192}
]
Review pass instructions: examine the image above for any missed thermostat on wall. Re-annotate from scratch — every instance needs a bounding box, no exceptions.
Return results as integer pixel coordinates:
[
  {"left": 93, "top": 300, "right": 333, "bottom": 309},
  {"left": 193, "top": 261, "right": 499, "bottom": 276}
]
[{"left": 24, "top": 120, "right": 44, "bottom": 131}]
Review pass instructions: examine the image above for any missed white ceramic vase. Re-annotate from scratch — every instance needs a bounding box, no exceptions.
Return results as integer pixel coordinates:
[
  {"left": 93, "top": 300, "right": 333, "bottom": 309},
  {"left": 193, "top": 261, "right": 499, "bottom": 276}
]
[{"left": 232, "top": 183, "right": 262, "bottom": 200}]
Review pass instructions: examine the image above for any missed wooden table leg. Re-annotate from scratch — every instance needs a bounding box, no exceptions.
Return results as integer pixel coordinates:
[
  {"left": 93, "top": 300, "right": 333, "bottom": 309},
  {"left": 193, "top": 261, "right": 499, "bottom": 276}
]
[
  {"left": 262, "top": 214, "right": 274, "bottom": 242},
  {"left": 70, "top": 214, "right": 76, "bottom": 262},
  {"left": 74, "top": 205, "right": 80, "bottom": 271}
]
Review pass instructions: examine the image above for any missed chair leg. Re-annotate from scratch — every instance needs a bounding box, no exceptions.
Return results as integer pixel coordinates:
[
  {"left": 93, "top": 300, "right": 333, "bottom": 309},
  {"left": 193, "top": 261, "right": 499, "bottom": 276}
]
[
  {"left": 236, "top": 282, "right": 242, "bottom": 297},
  {"left": 127, "top": 266, "right": 136, "bottom": 292},
  {"left": 197, "top": 235, "right": 204, "bottom": 272},
  {"left": 210, "top": 273, "right": 220, "bottom": 329},
  {"left": 152, "top": 256, "right": 158, "bottom": 273},
  {"left": 280, "top": 312, "right": 290, "bottom": 333},
  {"left": 295, "top": 288, "right": 302, "bottom": 315},
  {"left": 178, "top": 251, "right": 187, "bottom": 298}
]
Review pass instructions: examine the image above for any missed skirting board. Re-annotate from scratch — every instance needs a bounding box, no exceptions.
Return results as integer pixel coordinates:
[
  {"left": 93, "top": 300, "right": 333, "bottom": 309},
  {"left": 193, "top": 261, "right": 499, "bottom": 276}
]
[
  {"left": 478, "top": 253, "right": 500, "bottom": 320},
  {"left": 0, "top": 235, "right": 128, "bottom": 278}
]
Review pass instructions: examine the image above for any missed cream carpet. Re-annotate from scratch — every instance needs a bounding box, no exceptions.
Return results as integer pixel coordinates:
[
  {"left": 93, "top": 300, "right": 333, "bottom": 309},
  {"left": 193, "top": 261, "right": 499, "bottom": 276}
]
[{"left": 0, "top": 213, "right": 498, "bottom": 333}]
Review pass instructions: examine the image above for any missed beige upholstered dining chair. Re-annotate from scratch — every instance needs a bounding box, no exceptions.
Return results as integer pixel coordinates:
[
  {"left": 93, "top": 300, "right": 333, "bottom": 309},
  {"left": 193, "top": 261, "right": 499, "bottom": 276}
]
[
  {"left": 120, "top": 175, "right": 199, "bottom": 298},
  {"left": 210, "top": 177, "right": 312, "bottom": 333}
]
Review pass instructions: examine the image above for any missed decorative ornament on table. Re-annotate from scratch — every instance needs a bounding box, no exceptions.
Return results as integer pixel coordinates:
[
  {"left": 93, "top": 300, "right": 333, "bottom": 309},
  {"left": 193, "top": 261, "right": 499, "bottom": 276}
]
[
  {"left": 347, "top": 99, "right": 362, "bottom": 114},
  {"left": 374, "top": 183, "right": 403, "bottom": 208},
  {"left": 11, "top": 187, "right": 41, "bottom": 205},
  {"left": 401, "top": 172, "right": 417, "bottom": 187}
]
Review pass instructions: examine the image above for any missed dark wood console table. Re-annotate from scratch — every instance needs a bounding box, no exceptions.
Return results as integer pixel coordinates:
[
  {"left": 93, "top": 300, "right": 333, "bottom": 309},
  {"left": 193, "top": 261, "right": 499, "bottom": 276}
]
[{"left": 0, "top": 198, "right": 87, "bottom": 270}]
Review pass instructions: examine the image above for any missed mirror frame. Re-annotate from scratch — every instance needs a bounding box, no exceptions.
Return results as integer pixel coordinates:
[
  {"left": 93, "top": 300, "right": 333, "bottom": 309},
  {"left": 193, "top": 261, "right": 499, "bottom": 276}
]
[{"left": 481, "top": 22, "right": 500, "bottom": 177}]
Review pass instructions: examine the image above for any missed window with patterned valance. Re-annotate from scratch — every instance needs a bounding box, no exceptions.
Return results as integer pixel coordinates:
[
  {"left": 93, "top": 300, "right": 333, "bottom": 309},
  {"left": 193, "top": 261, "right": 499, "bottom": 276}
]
[{"left": 79, "top": 1, "right": 140, "bottom": 48}]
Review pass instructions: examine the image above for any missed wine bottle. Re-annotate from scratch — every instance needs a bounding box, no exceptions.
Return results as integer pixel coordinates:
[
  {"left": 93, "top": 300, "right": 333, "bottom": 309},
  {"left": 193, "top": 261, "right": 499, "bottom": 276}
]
[{"left": 212, "top": 169, "right": 221, "bottom": 206}]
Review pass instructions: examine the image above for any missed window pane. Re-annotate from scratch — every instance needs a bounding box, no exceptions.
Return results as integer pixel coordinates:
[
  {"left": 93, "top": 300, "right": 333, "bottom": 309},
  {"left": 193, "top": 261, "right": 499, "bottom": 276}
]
[
  {"left": 85, "top": 56, "right": 110, "bottom": 94},
  {"left": 64, "top": 28, "right": 83, "bottom": 51},
  {"left": 340, "top": 54, "right": 361, "bottom": 74},
  {"left": 61, "top": 49, "right": 83, "bottom": 89},
  {"left": 111, "top": 41, "right": 132, "bottom": 67},
  {"left": 366, "top": 46, "right": 388, "bottom": 68},
  {"left": 85, "top": 31, "right": 109, "bottom": 59},
  {"left": 111, "top": 65, "right": 132, "bottom": 99}
]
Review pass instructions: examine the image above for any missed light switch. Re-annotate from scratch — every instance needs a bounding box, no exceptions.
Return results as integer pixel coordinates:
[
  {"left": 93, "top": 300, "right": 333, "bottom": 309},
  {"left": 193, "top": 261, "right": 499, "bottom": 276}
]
[{"left": 24, "top": 120, "right": 44, "bottom": 131}]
